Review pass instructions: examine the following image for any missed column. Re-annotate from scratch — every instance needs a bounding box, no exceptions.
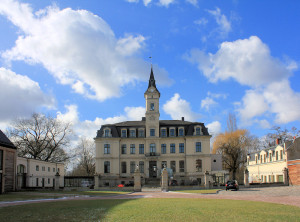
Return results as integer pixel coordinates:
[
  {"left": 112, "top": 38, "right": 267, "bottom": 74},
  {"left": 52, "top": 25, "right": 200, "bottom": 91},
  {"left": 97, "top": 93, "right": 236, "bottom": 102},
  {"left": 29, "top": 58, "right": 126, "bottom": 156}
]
[{"left": 134, "top": 167, "right": 142, "bottom": 192}]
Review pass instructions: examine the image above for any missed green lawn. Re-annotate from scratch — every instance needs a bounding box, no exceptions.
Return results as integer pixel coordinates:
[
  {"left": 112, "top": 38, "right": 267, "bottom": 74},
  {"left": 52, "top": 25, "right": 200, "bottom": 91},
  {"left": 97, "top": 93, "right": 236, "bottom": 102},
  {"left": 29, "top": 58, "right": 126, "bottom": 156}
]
[
  {"left": 0, "top": 191, "right": 130, "bottom": 202},
  {"left": 174, "top": 189, "right": 221, "bottom": 194},
  {"left": 0, "top": 198, "right": 299, "bottom": 222}
]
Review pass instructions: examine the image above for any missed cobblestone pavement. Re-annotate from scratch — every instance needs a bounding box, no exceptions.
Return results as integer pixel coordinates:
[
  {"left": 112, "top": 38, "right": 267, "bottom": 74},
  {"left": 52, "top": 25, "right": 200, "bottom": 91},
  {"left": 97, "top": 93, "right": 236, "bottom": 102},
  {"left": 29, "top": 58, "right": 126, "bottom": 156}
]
[{"left": 0, "top": 186, "right": 299, "bottom": 208}]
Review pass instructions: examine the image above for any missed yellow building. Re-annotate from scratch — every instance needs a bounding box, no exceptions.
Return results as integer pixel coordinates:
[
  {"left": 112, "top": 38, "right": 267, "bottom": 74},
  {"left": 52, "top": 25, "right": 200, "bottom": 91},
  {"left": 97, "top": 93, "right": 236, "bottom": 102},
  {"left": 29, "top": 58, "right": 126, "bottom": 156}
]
[
  {"left": 247, "top": 142, "right": 287, "bottom": 184},
  {"left": 95, "top": 68, "right": 224, "bottom": 187}
]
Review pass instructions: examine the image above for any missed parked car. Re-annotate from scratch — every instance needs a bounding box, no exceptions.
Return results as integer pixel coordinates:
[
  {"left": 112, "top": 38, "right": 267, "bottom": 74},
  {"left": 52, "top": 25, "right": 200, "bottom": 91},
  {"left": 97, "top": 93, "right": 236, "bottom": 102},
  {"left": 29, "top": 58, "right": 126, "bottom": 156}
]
[{"left": 225, "top": 180, "right": 239, "bottom": 191}]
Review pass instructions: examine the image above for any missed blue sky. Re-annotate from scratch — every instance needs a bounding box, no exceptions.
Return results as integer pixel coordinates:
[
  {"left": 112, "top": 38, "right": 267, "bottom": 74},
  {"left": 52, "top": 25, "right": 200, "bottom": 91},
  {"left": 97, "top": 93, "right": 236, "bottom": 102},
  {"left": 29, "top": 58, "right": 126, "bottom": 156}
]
[{"left": 0, "top": 0, "right": 299, "bottom": 143}]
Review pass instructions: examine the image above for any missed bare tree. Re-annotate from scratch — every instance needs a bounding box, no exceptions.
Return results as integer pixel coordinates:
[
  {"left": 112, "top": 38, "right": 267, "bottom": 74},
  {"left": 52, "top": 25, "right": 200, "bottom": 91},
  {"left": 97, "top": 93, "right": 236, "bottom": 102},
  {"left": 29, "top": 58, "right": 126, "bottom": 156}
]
[
  {"left": 71, "top": 138, "right": 95, "bottom": 176},
  {"left": 8, "top": 113, "right": 72, "bottom": 162},
  {"left": 263, "top": 126, "right": 300, "bottom": 147},
  {"left": 226, "top": 112, "right": 237, "bottom": 133}
]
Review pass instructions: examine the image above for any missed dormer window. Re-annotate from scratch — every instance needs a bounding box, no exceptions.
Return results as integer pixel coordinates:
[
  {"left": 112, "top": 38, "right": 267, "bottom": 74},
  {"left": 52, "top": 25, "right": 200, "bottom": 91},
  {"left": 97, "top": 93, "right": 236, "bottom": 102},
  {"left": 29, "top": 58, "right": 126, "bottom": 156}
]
[
  {"left": 138, "top": 129, "right": 144, "bottom": 138},
  {"left": 161, "top": 128, "right": 167, "bottom": 137},
  {"left": 104, "top": 128, "right": 110, "bottom": 137},
  {"left": 194, "top": 125, "right": 202, "bottom": 136},
  {"left": 150, "top": 103, "right": 154, "bottom": 111},
  {"left": 178, "top": 128, "right": 184, "bottom": 136},
  {"left": 170, "top": 128, "right": 175, "bottom": 137},
  {"left": 129, "top": 129, "right": 136, "bottom": 138},
  {"left": 121, "top": 129, "right": 127, "bottom": 138}
]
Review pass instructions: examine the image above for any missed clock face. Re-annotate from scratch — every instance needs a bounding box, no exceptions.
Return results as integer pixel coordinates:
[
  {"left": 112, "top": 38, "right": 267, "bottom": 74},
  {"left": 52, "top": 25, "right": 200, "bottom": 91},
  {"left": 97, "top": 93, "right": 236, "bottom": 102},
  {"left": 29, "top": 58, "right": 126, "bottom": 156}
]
[{"left": 150, "top": 88, "right": 154, "bottom": 92}]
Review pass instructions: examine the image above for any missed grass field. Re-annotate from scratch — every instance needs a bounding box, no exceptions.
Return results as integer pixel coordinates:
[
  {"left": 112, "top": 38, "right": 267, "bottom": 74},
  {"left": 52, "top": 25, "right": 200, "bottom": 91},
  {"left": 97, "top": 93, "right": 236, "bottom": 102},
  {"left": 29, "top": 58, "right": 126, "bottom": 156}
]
[
  {"left": 0, "top": 198, "right": 299, "bottom": 222},
  {"left": 0, "top": 191, "right": 130, "bottom": 202}
]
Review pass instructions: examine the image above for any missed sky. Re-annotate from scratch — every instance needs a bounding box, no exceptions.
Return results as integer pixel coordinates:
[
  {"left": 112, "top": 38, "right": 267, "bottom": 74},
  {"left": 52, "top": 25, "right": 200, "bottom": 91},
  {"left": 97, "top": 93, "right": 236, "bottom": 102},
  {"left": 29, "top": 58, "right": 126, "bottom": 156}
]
[{"left": 0, "top": 0, "right": 299, "bottom": 145}]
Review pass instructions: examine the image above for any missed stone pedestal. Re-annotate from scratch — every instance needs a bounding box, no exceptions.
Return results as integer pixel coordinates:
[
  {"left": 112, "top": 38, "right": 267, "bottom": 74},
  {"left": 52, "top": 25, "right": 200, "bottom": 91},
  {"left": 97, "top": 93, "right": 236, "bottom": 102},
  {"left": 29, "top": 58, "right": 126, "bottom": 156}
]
[
  {"left": 16, "top": 173, "right": 23, "bottom": 190},
  {"left": 283, "top": 167, "right": 289, "bottom": 186},
  {"left": 244, "top": 169, "right": 249, "bottom": 187},
  {"left": 204, "top": 170, "right": 210, "bottom": 189},
  {"left": 94, "top": 174, "right": 99, "bottom": 189},
  {"left": 55, "top": 172, "right": 60, "bottom": 190},
  {"left": 161, "top": 168, "right": 168, "bottom": 192},
  {"left": 134, "top": 168, "right": 142, "bottom": 192}
]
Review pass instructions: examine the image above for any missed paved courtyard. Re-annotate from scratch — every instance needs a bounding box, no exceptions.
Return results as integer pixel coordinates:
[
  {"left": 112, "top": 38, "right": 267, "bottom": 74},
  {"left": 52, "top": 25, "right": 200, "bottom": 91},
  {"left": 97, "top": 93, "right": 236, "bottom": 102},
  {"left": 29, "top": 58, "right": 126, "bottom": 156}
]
[{"left": 0, "top": 186, "right": 299, "bottom": 208}]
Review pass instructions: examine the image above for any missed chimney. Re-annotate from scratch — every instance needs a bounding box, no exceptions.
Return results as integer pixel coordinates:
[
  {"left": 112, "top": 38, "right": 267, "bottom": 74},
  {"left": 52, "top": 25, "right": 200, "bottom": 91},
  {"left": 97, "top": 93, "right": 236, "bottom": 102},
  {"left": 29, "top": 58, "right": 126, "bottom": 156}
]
[
  {"left": 181, "top": 117, "right": 184, "bottom": 121},
  {"left": 276, "top": 138, "right": 281, "bottom": 145},
  {"left": 142, "top": 117, "right": 146, "bottom": 121}
]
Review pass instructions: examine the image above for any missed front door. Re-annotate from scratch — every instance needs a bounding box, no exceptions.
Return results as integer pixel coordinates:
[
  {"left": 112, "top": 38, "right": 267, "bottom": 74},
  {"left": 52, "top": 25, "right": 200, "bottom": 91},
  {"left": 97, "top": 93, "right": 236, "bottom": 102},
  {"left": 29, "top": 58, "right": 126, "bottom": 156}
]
[{"left": 149, "top": 161, "right": 157, "bottom": 178}]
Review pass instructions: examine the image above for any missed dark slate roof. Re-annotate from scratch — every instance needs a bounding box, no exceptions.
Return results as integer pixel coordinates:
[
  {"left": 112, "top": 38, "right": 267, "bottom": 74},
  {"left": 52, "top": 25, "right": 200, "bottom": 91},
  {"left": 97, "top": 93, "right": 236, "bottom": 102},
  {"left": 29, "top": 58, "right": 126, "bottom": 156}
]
[
  {"left": 0, "top": 130, "right": 16, "bottom": 149},
  {"left": 146, "top": 66, "right": 160, "bottom": 94},
  {"left": 96, "top": 120, "right": 209, "bottom": 138}
]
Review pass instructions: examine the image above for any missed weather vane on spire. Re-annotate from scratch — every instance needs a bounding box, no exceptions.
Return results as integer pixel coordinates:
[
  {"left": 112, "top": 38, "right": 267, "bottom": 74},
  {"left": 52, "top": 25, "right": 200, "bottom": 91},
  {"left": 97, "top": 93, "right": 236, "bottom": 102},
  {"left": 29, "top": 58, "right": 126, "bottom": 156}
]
[{"left": 149, "top": 56, "right": 152, "bottom": 67}]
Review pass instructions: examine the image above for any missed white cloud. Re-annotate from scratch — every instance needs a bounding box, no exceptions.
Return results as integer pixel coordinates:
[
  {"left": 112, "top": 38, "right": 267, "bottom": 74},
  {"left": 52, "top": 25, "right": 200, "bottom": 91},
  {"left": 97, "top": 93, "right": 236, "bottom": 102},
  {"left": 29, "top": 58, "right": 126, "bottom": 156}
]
[
  {"left": 186, "top": 36, "right": 300, "bottom": 125},
  {"left": 207, "top": 121, "right": 221, "bottom": 136},
  {"left": 158, "top": 0, "right": 175, "bottom": 7},
  {"left": 201, "top": 97, "right": 217, "bottom": 111},
  {"left": 143, "top": 0, "right": 152, "bottom": 6},
  {"left": 0, "top": 67, "right": 55, "bottom": 122},
  {"left": 126, "top": 0, "right": 139, "bottom": 3},
  {"left": 57, "top": 104, "right": 146, "bottom": 140},
  {"left": 207, "top": 7, "right": 231, "bottom": 35},
  {"left": 163, "top": 93, "right": 200, "bottom": 121},
  {"left": 194, "top": 18, "right": 208, "bottom": 26},
  {"left": 0, "top": 0, "right": 170, "bottom": 102},
  {"left": 186, "top": 0, "right": 198, "bottom": 7}
]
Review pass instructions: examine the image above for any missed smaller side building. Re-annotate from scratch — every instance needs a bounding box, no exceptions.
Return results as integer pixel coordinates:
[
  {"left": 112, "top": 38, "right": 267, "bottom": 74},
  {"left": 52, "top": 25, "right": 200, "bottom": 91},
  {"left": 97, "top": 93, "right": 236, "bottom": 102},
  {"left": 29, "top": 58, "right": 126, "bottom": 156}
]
[
  {"left": 16, "top": 157, "right": 64, "bottom": 189},
  {"left": 0, "top": 130, "right": 17, "bottom": 193},
  {"left": 286, "top": 137, "right": 300, "bottom": 185},
  {"left": 247, "top": 141, "right": 287, "bottom": 184}
]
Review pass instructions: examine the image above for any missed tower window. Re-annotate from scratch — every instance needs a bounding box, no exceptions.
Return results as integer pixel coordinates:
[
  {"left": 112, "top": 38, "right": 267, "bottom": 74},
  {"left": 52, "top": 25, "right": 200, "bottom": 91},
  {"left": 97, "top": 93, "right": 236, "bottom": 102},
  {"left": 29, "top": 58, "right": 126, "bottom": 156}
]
[
  {"left": 150, "top": 103, "right": 155, "bottom": 111},
  {"left": 150, "top": 129, "right": 155, "bottom": 137}
]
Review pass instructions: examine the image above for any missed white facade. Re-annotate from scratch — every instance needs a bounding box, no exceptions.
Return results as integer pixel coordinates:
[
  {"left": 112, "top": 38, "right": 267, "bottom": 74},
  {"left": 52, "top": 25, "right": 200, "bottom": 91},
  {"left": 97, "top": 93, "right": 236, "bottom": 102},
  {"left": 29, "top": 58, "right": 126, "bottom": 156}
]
[{"left": 16, "top": 157, "right": 64, "bottom": 188}]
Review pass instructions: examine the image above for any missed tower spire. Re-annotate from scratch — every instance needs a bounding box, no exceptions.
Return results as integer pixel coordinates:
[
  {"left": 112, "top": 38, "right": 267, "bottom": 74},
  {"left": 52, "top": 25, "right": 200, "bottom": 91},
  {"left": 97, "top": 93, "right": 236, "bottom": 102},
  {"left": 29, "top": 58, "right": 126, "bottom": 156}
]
[{"left": 148, "top": 65, "right": 156, "bottom": 88}]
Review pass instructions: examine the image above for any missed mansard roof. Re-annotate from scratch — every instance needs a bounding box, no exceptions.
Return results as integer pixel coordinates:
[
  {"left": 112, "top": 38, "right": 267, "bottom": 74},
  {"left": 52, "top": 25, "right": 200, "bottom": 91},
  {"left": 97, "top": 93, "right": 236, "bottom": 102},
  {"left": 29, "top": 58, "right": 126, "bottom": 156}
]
[
  {"left": 96, "top": 120, "right": 209, "bottom": 138},
  {"left": 0, "top": 130, "right": 16, "bottom": 149}
]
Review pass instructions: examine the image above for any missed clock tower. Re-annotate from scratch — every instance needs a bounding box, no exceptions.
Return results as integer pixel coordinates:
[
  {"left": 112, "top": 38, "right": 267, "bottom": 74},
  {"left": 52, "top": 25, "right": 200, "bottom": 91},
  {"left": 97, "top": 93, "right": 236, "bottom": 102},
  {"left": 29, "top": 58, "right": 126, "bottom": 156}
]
[{"left": 144, "top": 66, "right": 160, "bottom": 138}]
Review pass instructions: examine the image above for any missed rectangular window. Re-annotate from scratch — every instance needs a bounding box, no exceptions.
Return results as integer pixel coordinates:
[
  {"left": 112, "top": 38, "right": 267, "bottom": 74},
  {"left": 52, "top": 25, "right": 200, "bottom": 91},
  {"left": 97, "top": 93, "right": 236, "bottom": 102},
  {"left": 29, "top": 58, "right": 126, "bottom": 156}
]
[
  {"left": 138, "top": 130, "right": 144, "bottom": 138},
  {"left": 42, "top": 166, "right": 45, "bottom": 171},
  {"left": 150, "top": 129, "right": 155, "bottom": 137},
  {"left": 121, "top": 144, "right": 127, "bottom": 154},
  {"left": 36, "top": 178, "right": 39, "bottom": 187},
  {"left": 121, "top": 162, "right": 127, "bottom": 173},
  {"left": 179, "top": 143, "right": 184, "bottom": 153},
  {"left": 48, "top": 178, "right": 50, "bottom": 184},
  {"left": 104, "top": 161, "right": 110, "bottom": 173},
  {"left": 161, "top": 144, "right": 166, "bottom": 154},
  {"left": 36, "top": 165, "right": 39, "bottom": 171},
  {"left": 130, "top": 144, "right": 135, "bottom": 154},
  {"left": 161, "top": 129, "right": 167, "bottom": 137},
  {"left": 171, "top": 161, "right": 176, "bottom": 173},
  {"left": 104, "top": 144, "right": 110, "bottom": 154},
  {"left": 48, "top": 167, "right": 50, "bottom": 172},
  {"left": 130, "top": 161, "right": 136, "bottom": 173},
  {"left": 104, "top": 129, "right": 110, "bottom": 137},
  {"left": 150, "top": 143, "right": 156, "bottom": 153},
  {"left": 196, "top": 127, "right": 201, "bottom": 135},
  {"left": 196, "top": 159, "right": 202, "bottom": 172},
  {"left": 196, "top": 142, "right": 202, "bottom": 152},
  {"left": 130, "top": 130, "right": 136, "bottom": 138},
  {"left": 121, "top": 130, "right": 127, "bottom": 138},
  {"left": 170, "top": 143, "right": 176, "bottom": 153},
  {"left": 269, "top": 153, "right": 272, "bottom": 162},
  {"left": 139, "top": 161, "right": 144, "bottom": 173},
  {"left": 53, "top": 168, "right": 55, "bottom": 172},
  {"left": 161, "top": 161, "right": 167, "bottom": 169},
  {"left": 170, "top": 129, "right": 175, "bottom": 137},
  {"left": 139, "top": 144, "right": 144, "bottom": 154},
  {"left": 179, "top": 160, "right": 184, "bottom": 172},
  {"left": 179, "top": 128, "right": 184, "bottom": 136}
]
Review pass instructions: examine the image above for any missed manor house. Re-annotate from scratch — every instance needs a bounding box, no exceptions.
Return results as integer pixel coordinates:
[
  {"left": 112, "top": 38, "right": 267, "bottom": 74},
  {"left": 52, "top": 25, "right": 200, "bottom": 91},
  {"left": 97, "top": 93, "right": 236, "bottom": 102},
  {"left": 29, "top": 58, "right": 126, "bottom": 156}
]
[{"left": 94, "top": 68, "right": 224, "bottom": 187}]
